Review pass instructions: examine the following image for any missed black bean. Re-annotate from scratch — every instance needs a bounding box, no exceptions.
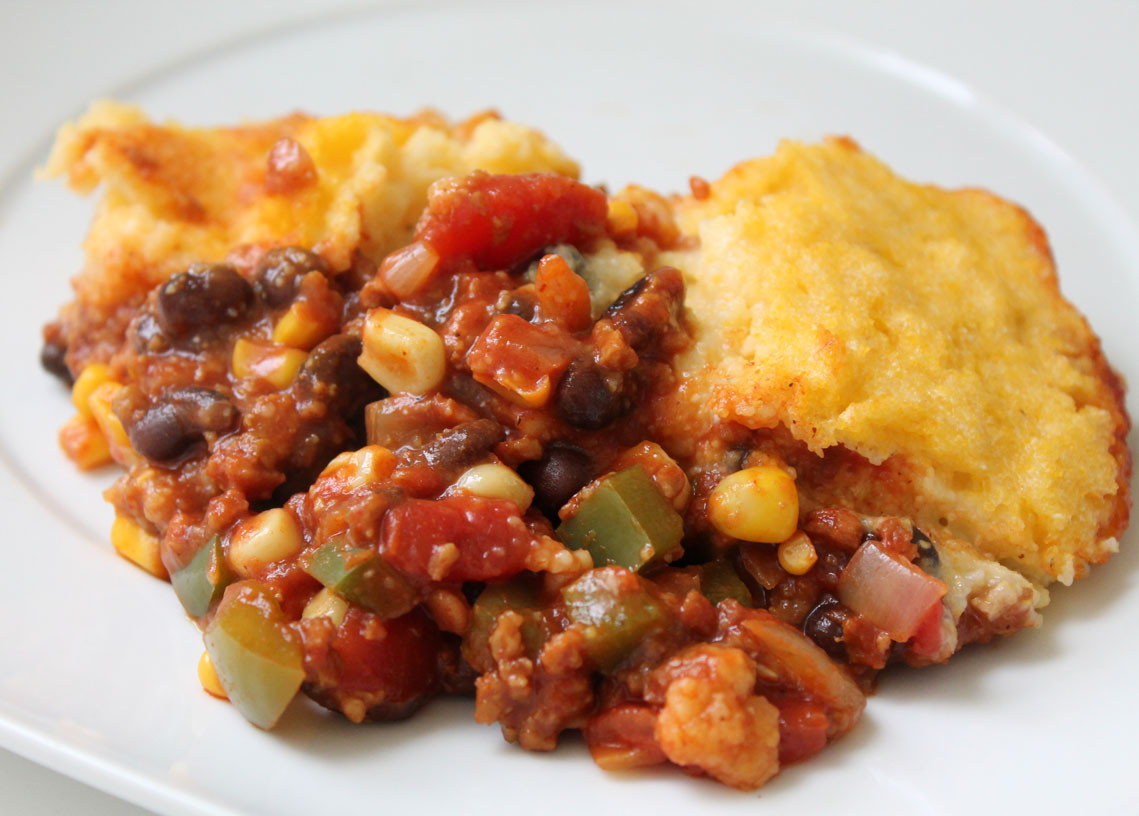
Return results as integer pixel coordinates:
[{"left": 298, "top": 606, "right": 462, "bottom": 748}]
[
  {"left": 603, "top": 266, "right": 684, "bottom": 350},
  {"left": 253, "top": 247, "right": 329, "bottom": 308},
  {"left": 497, "top": 288, "right": 539, "bottom": 321},
  {"left": 518, "top": 443, "right": 593, "bottom": 521},
  {"left": 444, "top": 374, "right": 499, "bottom": 417},
  {"left": 732, "top": 549, "right": 769, "bottom": 609},
  {"left": 604, "top": 275, "right": 648, "bottom": 316},
  {"left": 279, "top": 425, "right": 351, "bottom": 497},
  {"left": 126, "top": 387, "right": 237, "bottom": 463},
  {"left": 802, "top": 595, "right": 850, "bottom": 661},
  {"left": 422, "top": 419, "right": 505, "bottom": 470},
  {"left": 170, "top": 387, "right": 238, "bottom": 433},
  {"left": 40, "top": 336, "right": 72, "bottom": 385},
  {"left": 554, "top": 356, "right": 630, "bottom": 430},
  {"left": 337, "top": 252, "right": 377, "bottom": 296},
  {"left": 128, "top": 403, "right": 192, "bottom": 462},
  {"left": 297, "top": 334, "right": 382, "bottom": 416},
  {"left": 303, "top": 682, "right": 431, "bottom": 723},
  {"left": 156, "top": 263, "right": 254, "bottom": 339},
  {"left": 131, "top": 313, "right": 171, "bottom": 354},
  {"left": 912, "top": 526, "right": 940, "bottom": 573}
]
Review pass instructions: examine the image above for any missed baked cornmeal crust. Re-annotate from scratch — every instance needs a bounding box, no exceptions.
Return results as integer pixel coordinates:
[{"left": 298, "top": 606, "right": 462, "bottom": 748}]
[
  {"left": 45, "top": 109, "right": 1130, "bottom": 589},
  {"left": 41, "top": 101, "right": 578, "bottom": 372},
  {"left": 665, "top": 137, "right": 1131, "bottom": 586}
]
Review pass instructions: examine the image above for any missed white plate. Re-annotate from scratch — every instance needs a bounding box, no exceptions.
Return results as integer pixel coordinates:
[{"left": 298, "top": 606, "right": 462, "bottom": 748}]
[{"left": 1, "top": 1, "right": 1136, "bottom": 814}]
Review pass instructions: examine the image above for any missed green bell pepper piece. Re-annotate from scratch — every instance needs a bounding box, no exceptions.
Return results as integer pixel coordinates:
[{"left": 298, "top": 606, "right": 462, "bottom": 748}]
[
  {"left": 561, "top": 567, "right": 670, "bottom": 672},
  {"left": 304, "top": 536, "right": 417, "bottom": 619},
  {"left": 700, "top": 558, "right": 753, "bottom": 607},
  {"left": 462, "top": 578, "right": 547, "bottom": 673},
  {"left": 203, "top": 581, "right": 304, "bottom": 730},
  {"left": 171, "top": 535, "right": 232, "bottom": 619},
  {"left": 556, "top": 466, "right": 683, "bottom": 572}
]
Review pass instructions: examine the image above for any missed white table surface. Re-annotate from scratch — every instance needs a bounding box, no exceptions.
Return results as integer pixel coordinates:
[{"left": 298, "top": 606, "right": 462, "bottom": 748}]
[{"left": 1, "top": 1, "right": 1136, "bottom": 813}]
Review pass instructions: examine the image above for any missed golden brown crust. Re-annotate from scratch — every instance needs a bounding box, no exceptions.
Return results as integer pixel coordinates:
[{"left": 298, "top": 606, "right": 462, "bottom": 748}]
[
  {"left": 42, "top": 101, "right": 580, "bottom": 373},
  {"left": 45, "top": 109, "right": 1129, "bottom": 586},
  {"left": 663, "top": 137, "right": 1130, "bottom": 585}
]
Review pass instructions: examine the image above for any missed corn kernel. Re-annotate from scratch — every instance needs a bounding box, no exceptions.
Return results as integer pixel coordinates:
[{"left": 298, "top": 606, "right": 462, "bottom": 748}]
[
  {"left": 71, "top": 364, "right": 115, "bottom": 417},
  {"left": 197, "top": 651, "right": 228, "bottom": 699},
  {"left": 272, "top": 301, "right": 336, "bottom": 350},
  {"left": 301, "top": 587, "right": 349, "bottom": 628},
  {"left": 110, "top": 515, "right": 168, "bottom": 578},
  {"left": 231, "top": 338, "right": 307, "bottom": 389},
  {"left": 58, "top": 413, "right": 112, "bottom": 470},
  {"left": 453, "top": 463, "right": 534, "bottom": 512},
  {"left": 321, "top": 445, "right": 397, "bottom": 490},
  {"left": 88, "top": 382, "right": 139, "bottom": 467},
  {"left": 707, "top": 465, "right": 799, "bottom": 544},
  {"left": 777, "top": 531, "right": 818, "bottom": 576},
  {"left": 227, "top": 508, "right": 304, "bottom": 578},
  {"left": 606, "top": 199, "right": 639, "bottom": 235},
  {"left": 358, "top": 308, "right": 445, "bottom": 394}
]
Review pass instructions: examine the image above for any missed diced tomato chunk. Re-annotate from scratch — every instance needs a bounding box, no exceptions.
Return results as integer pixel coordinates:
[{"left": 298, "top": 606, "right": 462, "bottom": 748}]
[
  {"left": 584, "top": 703, "right": 667, "bottom": 770},
  {"left": 535, "top": 253, "right": 592, "bottom": 331},
  {"left": 328, "top": 606, "right": 440, "bottom": 717},
  {"left": 776, "top": 699, "right": 829, "bottom": 764},
  {"left": 415, "top": 172, "right": 608, "bottom": 270},
  {"left": 381, "top": 494, "right": 535, "bottom": 582},
  {"left": 466, "top": 314, "right": 576, "bottom": 407}
]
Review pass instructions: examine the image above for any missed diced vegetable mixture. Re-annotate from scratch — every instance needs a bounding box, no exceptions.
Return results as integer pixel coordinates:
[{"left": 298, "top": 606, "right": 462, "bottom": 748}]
[{"left": 46, "top": 166, "right": 997, "bottom": 790}]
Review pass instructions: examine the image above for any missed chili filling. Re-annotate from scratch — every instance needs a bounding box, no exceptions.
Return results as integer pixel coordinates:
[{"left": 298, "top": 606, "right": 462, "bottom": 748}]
[{"left": 45, "top": 169, "right": 1006, "bottom": 791}]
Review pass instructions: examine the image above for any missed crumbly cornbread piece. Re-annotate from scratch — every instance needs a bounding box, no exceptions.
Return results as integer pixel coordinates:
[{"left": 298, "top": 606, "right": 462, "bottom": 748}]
[
  {"left": 666, "top": 138, "right": 1130, "bottom": 585},
  {"left": 41, "top": 101, "right": 578, "bottom": 371}
]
